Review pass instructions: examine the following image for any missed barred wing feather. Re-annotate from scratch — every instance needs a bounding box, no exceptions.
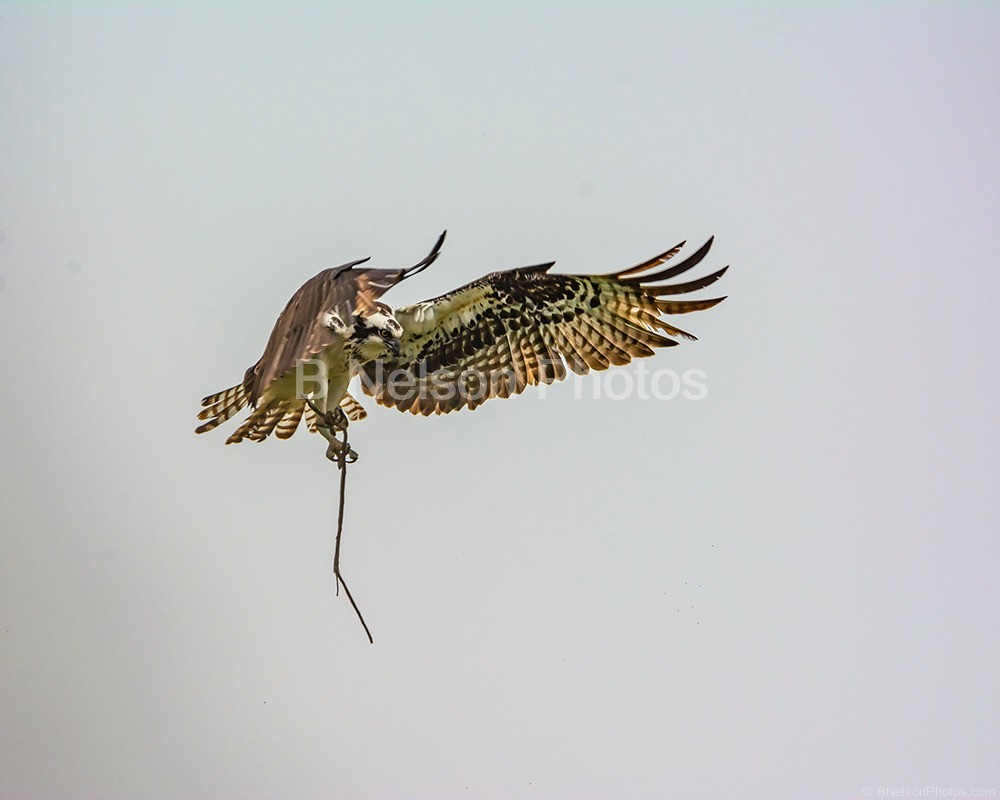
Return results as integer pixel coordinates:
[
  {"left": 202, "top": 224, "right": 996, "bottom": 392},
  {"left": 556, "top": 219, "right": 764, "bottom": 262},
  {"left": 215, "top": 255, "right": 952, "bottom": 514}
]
[{"left": 360, "top": 237, "right": 726, "bottom": 415}]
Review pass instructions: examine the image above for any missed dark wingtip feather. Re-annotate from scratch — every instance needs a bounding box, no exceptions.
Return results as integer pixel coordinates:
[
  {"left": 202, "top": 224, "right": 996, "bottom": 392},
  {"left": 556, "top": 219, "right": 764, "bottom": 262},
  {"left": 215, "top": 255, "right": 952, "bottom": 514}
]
[
  {"left": 613, "top": 240, "right": 687, "bottom": 278},
  {"left": 621, "top": 236, "right": 715, "bottom": 286},
  {"left": 403, "top": 230, "right": 447, "bottom": 278},
  {"left": 655, "top": 295, "right": 728, "bottom": 315},
  {"left": 646, "top": 265, "right": 729, "bottom": 296}
]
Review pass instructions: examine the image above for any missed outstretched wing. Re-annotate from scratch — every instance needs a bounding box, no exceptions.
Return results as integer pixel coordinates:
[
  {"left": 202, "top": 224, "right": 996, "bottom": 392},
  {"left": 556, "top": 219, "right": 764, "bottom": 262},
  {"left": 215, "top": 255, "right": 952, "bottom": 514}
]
[
  {"left": 360, "top": 237, "right": 726, "bottom": 415},
  {"left": 245, "top": 232, "right": 446, "bottom": 405}
]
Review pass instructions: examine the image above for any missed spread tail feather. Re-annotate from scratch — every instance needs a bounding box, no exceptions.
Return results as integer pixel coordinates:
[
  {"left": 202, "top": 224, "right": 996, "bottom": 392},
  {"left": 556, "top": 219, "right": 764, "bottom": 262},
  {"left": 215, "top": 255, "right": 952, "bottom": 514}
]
[
  {"left": 227, "top": 400, "right": 284, "bottom": 444},
  {"left": 226, "top": 393, "right": 365, "bottom": 444},
  {"left": 196, "top": 383, "right": 249, "bottom": 434},
  {"left": 204, "top": 385, "right": 366, "bottom": 444},
  {"left": 340, "top": 393, "right": 367, "bottom": 422}
]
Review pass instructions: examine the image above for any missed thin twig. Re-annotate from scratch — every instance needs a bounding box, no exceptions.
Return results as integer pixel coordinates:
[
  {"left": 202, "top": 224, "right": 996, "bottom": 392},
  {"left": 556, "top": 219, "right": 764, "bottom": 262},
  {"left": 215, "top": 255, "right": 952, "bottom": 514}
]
[
  {"left": 305, "top": 398, "right": 373, "bottom": 644},
  {"left": 332, "top": 423, "right": 373, "bottom": 644}
]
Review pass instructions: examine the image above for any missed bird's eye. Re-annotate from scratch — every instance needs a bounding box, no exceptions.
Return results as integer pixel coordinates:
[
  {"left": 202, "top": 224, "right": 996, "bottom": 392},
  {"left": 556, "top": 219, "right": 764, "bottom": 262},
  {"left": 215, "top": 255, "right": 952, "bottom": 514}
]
[{"left": 380, "top": 329, "right": 392, "bottom": 339}]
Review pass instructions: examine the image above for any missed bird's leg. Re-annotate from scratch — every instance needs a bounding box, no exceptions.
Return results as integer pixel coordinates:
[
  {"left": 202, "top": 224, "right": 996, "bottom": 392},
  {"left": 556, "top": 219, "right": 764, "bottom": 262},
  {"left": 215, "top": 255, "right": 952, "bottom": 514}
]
[
  {"left": 305, "top": 399, "right": 358, "bottom": 465},
  {"left": 324, "top": 432, "right": 358, "bottom": 466}
]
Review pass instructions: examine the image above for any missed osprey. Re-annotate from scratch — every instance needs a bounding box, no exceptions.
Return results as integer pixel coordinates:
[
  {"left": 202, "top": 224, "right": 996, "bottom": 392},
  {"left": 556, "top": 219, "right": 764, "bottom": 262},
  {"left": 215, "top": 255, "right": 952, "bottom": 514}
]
[{"left": 196, "top": 232, "right": 727, "bottom": 453}]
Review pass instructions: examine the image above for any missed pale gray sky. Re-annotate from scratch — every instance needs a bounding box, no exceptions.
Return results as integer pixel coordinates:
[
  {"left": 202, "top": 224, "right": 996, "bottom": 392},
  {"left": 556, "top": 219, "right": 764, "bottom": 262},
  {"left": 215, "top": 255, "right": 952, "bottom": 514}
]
[{"left": 2, "top": 4, "right": 998, "bottom": 799}]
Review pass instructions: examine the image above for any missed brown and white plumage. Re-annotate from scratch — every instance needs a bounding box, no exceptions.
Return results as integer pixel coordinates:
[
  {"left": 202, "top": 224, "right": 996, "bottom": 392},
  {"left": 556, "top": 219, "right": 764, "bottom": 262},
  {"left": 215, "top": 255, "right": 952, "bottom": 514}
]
[
  {"left": 197, "top": 233, "right": 727, "bottom": 441},
  {"left": 359, "top": 237, "right": 727, "bottom": 415},
  {"left": 196, "top": 234, "right": 444, "bottom": 444}
]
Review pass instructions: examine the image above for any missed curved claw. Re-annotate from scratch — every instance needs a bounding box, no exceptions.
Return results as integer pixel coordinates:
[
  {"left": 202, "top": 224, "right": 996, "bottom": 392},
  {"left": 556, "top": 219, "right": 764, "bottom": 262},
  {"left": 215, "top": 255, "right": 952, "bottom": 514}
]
[{"left": 326, "top": 440, "right": 359, "bottom": 465}]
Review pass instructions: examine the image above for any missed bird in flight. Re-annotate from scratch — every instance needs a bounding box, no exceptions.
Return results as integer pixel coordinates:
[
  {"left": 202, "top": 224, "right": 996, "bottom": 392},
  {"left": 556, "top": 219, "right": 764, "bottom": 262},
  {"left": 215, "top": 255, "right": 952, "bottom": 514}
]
[{"left": 196, "top": 232, "right": 727, "bottom": 456}]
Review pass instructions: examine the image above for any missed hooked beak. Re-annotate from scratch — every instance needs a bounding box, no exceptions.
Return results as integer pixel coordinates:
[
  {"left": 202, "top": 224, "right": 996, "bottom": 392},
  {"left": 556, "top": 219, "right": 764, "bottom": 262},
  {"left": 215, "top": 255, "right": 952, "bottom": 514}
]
[{"left": 387, "top": 339, "right": 400, "bottom": 356}]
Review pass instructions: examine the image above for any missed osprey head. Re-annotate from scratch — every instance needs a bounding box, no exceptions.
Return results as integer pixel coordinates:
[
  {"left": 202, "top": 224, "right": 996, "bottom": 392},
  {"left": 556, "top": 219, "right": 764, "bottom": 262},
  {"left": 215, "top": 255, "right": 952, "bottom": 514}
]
[{"left": 349, "top": 300, "right": 403, "bottom": 361}]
